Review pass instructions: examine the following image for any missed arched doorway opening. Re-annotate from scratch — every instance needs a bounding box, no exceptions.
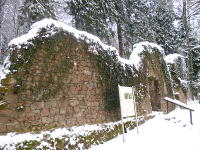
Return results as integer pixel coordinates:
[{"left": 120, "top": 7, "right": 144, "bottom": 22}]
[{"left": 149, "top": 77, "right": 161, "bottom": 111}]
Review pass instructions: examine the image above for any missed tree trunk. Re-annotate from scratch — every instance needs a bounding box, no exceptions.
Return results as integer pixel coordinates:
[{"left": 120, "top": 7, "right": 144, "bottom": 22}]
[
  {"left": 0, "top": 0, "right": 6, "bottom": 28},
  {"left": 117, "top": 23, "right": 124, "bottom": 57},
  {"left": 114, "top": 0, "right": 125, "bottom": 57},
  {"left": 183, "top": 0, "right": 189, "bottom": 43},
  {"left": 0, "top": 0, "right": 6, "bottom": 50},
  {"left": 182, "top": 0, "right": 194, "bottom": 100}
]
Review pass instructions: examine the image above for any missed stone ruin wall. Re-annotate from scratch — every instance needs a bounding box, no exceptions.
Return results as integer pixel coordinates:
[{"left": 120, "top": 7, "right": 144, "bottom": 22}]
[
  {"left": 0, "top": 33, "right": 179, "bottom": 134},
  {"left": 136, "top": 53, "right": 175, "bottom": 115},
  {"left": 0, "top": 36, "right": 120, "bottom": 134}
]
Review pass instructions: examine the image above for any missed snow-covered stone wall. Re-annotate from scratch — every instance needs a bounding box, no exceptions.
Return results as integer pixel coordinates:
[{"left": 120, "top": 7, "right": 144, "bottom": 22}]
[
  {"left": 0, "top": 19, "right": 174, "bottom": 134},
  {"left": 0, "top": 31, "right": 119, "bottom": 133},
  {"left": 165, "top": 53, "right": 188, "bottom": 103}
]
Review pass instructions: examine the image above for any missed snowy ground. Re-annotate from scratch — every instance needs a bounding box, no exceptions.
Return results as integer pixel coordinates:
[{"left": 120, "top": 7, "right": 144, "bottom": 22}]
[
  {"left": 0, "top": 100, "right": 200, "bottom": 150},
  {"left": 90, "top": 100, "right": 200, "bottom": 150}
]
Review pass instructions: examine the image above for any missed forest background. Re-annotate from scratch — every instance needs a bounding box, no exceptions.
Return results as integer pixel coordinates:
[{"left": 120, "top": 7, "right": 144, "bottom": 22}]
[{"left": 0, "top": 0, "right": 199, "bottom": 97}]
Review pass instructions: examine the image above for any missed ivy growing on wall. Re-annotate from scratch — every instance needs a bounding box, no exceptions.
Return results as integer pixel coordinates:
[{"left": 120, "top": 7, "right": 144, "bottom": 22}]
[
  {"left": 166, "top": 57, "right": 188, "bottom": 96},
  {"left": 5, "top": 25, "right": 173, "bottom": 112},
  {"left": 88, "top": 44, "right": 147, "bottom": 111},
  {"left": 8, "top": 27, "right": 74, "bottom": 102},
  {"left": 88, "top": 44, "right": 173, "bottom": 111}
]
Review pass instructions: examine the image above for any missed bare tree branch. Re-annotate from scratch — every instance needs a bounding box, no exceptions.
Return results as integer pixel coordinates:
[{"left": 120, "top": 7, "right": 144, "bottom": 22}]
[
  {"left": 188, "top": 7, "right": 200, "bottom": 18},
  {"left": 187, "top": 0, "right": 200, "bottom": 10}
]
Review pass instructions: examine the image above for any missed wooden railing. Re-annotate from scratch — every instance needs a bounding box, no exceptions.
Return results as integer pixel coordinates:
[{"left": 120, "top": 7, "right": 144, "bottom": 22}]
[{"left": 164, "top": 97, "right": 194, "bottom": 125}]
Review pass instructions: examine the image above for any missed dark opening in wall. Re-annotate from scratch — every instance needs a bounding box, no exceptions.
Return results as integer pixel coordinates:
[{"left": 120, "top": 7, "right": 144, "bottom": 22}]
[{"left": 149, "top": 78, "right": 161, "bottom": 111}]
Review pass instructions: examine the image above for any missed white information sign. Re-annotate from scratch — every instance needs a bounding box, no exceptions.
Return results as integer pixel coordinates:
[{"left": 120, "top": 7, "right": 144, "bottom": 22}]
[
  {"left": 118, "top": 85, "right": 139, "bottom": 142},
  {"left": 118, "top": 86, "right": 135, "bottom": 117}
]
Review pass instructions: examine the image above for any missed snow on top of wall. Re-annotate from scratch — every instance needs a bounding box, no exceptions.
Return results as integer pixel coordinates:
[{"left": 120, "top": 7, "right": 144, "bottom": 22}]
[
  {"left": 8, "top": 19, "right": 165, "bottom": 72},
  {"left": 0, "top": 66, "right": 9, "bottom": 82},
  {"left": 128, "top": 41, "right": 165, "bottom": 70},
  {"left": 165, "top": 53, "right": 184, "bottom": 64},
  {"left": 0, "top": 101, "right": 5, "bottom": 105},
  {"left": 9, "top": 18, "right": 116, "bottom": 53},
  {"left": 0, "top": 56, "right": 11, "bottom": 83}
]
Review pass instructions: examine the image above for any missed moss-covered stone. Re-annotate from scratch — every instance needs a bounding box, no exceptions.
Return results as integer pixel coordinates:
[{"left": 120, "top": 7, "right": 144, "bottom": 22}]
[
  {"left": 16, "top": 140, "right": 40, "bottom": 150},
  {"left": 89, "top": 42, "right": 173, "bottom": 111},
  {"left": 2, "top": 116, "right": 151, "bottom": 150},
  {"left": 89, "top": 46, "right": 144, "bottom": 111},
  {"left": 0, "top": 102, "right": 8, "bottom": 110}
]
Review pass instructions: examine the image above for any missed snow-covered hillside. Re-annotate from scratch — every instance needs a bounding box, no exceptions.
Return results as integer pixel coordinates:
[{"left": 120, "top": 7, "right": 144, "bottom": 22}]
[{"left": 90, "top": 100, "right": 200, "bottom": 150}]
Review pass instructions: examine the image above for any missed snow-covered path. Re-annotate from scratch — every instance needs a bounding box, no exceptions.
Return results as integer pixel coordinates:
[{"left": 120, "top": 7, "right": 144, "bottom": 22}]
[{"left": 90, "top": 100, "right": 200, "bottom": 150}]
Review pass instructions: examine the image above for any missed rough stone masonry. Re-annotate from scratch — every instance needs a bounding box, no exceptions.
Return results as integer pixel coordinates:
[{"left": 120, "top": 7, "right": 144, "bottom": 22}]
[{"left": 0, "top": 20, "right": 186, "bottom": 134}]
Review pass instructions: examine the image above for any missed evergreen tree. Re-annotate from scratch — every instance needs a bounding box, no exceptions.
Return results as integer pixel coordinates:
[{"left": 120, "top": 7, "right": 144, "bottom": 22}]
[
  {"left": 121, "top": 0, "right": 150, "bottom": 53},
  {"left": 66, "top": 0, "right": 116, "bottom": 49},
  {"left": 18, "top": 0, "right": 57, "bottom": 31},
  {"left": 66, "top": 0, "right": 182, "bottom": 56},
  {"left": 188, "top": 37, "right": 200, "bottom": 81},
  {"left": 191, "top": 46, "right": 200, "bottom": 80},
  {"left": 66, "top": 0, "right": 150, "bottom": 57},
  {"left": 0, "top": 0, "right": 7, "bottom": 64},
  {"left": 0, "top": 0, "right": 7, "bottom": 50},
  {"left": 147, "top": 0, "right": 183, "bottom": 54},
  {"left": 190, "top": 42, "right": 200, "bottom": 96}
]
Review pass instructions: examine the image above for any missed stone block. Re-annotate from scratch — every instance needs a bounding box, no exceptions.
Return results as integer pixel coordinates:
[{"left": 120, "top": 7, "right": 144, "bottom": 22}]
[
  {"left": 66, "top": 107, "right": 73, "bottom": 113},
  {"left": 82, "top": 86, "right": 88, "bottom": 91},
  {"left": 37, "top": 101, "right": 45, "bottom": 109},
  {"left": 45, "top": 101, "right": 53, "bottom": 108},
  {"left": 41, "top": 117, "right": 50, "bottom": 124},
  {"left": 25, "top": 101, "right": 32, "bottom": 107},
  {"left": 30, "top": 104, "right": 39, "bottom": 110},
  {"left": 80, "top": 91, "right": 87, "bottom": 95},
  {"left": 71, "top": 90, "right": 78, "bottom": 95},
  {"left": 57, "top": 114, "right": 65, "bottom": 121},
  {"left": 0, "top": 109, "right": 15, "bottom": 117},
  {"left": 59, "top": 108, "right": 66, "bottom": 115},
  {"left": 69, "top": 100, "right": 79, "bottom": 106},
  {"left": 36, "top": 70, "right": 41, "bottom": 74},
  {"left": 66, "top": 118, "right": 77, "bottom": 126},
  {"left": 50, "top": 108, "right": 59, "bottom": 116},
  {"left": 58, "top": 120, "right": 66, "bottom": 126},
  {"left": 25, "top": 106, "right": 31, "bottom": 112},
  {"left": 5, "top": 94, "right": 17, "bottom": 103},
  {"left": 41, "top": 108, "right": 49, "bottom": 117},
  {"left": 62, "top": 101, "right": 69, "bottom": 107},
  {"left": 51, "top": 101, "right": 57, "bottom": 108},
  {"left": 73, "top": 106, "right": 80, "bottom": 113},
  {"left": 92, "top": 102, "right": 99, "bottom": 107},
  {"left": 83, "top": 70, "right": 92, "bottom": 76},
  {"left": 16, "top": 115, "right": 26, "bottom": 122},
  {"left": 6, "top": 123, "right": 17, "bottom": 132},
  {"left": 32, "top": 109, "right": 40, "bottom": 114},
  {"left": 0, "top": 123, "right": 7, "bottom": 133},
  {"left": 86, "top": 102, "right": 96, "bottom": 107},
  {"left": 65, "top": 113, "right": 73, "bottom": 119},
  {"left": 26, "top": 113, "right": 35, "bottom": 121},
  {"left": 35, "top": 115, "right": 41, "bottom": 121},
  {"left": 70, "top": 86, "right": 76, "bottom": 92},
  {"left": 73, "top": 112, "right": 82, "bottom": 118},
  {"left": 80, "top": 107, "right": 86, "bottom": 112}
]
